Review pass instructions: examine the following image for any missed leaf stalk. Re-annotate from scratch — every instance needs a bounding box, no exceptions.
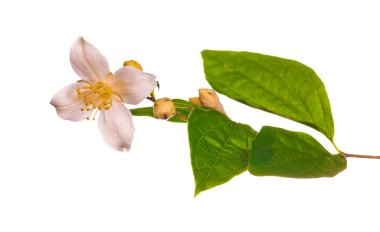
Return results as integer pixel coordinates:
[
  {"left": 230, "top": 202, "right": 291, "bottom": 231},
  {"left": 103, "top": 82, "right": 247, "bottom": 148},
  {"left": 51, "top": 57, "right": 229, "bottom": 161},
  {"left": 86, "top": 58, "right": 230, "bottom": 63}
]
[{"left": 341, "top": 152, "right": 380, "bottom": 159}]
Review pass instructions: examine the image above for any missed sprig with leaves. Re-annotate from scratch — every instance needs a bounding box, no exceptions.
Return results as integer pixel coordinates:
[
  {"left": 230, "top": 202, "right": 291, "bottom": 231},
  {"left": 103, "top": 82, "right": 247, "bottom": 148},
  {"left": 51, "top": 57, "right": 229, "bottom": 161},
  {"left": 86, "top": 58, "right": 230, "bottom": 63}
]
[{"left": 51, "top": 38, "right": 379, "bottom": 197}]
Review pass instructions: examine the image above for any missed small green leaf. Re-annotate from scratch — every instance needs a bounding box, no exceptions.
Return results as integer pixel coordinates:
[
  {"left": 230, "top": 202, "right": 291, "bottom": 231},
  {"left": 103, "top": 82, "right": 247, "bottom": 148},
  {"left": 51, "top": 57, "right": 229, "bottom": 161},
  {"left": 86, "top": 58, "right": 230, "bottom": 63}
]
[
  {"left": 130, "top": 107, "right": 154, "bottom": 117},
  {"left": 202, "top": 50, "right": 335, "bottom": 141},
  {"left": 188, "top": 108, "right": 257, "bottom": 196},
  {"left": 248, "top": 126, "right": 346, "bottom": 178},
  {"left": 130, "top": 99, "right": 196, "bottom": 123},
  {"left": 172, "top": 98, "right": 197, "bottom": 108}
]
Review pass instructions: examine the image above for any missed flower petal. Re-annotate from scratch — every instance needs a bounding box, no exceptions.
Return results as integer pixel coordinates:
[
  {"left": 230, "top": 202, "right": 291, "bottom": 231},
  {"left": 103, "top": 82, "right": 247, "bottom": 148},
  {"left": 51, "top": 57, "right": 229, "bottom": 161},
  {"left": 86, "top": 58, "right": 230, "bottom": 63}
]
[
  {"left": 70, "top": 37, "right": 110, "bottom": 84},
  {"left": 110, "top": 66, "right": 156, "bottom": 105},
  {"left": 98, "top": 101, "right": 135, "bottom": 152},
  {"left": 50, "top": 83, "right": 92, "bottom": 121}
]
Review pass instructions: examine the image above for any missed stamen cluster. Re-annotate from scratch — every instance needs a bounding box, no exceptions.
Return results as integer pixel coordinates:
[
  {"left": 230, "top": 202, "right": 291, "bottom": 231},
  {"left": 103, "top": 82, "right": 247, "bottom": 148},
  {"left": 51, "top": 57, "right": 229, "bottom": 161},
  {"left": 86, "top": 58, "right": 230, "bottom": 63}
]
[{"left": 77, "top": 81, "right": 113, "bottom": 119}]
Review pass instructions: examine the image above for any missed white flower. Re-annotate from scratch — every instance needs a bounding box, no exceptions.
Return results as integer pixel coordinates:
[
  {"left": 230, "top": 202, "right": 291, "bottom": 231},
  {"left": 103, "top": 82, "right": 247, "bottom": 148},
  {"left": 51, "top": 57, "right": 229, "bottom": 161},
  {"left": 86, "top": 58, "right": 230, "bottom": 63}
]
[{"left": 51, "top": 37, "right": 156, "bottom": 152}]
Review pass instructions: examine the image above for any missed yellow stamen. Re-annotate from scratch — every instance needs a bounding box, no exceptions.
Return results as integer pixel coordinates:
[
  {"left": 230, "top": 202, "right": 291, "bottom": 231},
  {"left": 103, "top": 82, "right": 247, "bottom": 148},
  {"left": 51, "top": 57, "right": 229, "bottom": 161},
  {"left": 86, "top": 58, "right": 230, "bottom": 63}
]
[
  {"left": 92, "top": 108, "right": 100, "bottom": 120},
  {"left": 77, "top": 81, "right": 113, "bottom": 120}
]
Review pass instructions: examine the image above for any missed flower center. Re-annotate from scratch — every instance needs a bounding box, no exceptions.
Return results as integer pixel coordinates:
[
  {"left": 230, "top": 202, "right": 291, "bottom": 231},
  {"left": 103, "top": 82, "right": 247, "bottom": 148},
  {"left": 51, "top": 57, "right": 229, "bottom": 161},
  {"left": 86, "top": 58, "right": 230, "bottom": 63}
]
[{"left": 77, "top": 81, "right": 113, "bottom": 116}]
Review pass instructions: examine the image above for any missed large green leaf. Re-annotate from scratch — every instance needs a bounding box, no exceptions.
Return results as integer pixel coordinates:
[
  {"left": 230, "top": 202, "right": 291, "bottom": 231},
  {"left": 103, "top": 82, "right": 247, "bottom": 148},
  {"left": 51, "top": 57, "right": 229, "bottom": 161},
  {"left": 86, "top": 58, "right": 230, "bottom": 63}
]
[
  {"left": 202, "top": 50, "right": 335, "bottom": 141},
  {"left": 130, "top": 99, "right": 196, "bottom": 123},
  {"left": 188, "top": 108, "right": 257, "bottom": 196},
  {"left": 248, "top": 126, "right": 346, "bottom": 178}
]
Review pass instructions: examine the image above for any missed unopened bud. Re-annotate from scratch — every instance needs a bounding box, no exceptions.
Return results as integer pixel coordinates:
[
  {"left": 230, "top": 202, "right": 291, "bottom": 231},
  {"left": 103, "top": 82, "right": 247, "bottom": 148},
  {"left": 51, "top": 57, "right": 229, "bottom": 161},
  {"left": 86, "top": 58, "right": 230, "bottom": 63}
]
[
  {"left": 123, "top": 60, "right": 143, "bottom": 71},
  {"left": 198, "top": 89, "right": 226, "bottom": 114},
  {"left": 153, "top": 98, "right": 176, "bottom": 120},
  {"left": 189, "top": 97, "right": 201, "bottom": 106}
]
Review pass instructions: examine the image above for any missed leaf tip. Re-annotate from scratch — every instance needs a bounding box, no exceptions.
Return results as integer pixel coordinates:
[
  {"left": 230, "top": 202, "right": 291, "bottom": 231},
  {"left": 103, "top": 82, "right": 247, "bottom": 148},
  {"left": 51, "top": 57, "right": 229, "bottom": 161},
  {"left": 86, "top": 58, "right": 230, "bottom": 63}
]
[{"left": 194, "top": 188, "right": 201, "bottom": 198}]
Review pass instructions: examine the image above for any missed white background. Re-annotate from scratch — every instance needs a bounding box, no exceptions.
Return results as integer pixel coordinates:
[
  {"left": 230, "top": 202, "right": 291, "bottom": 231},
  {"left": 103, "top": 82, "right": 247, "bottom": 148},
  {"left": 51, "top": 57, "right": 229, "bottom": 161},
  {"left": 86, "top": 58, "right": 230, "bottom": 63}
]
[{"left": 1, "top": 0, "right": 380, "bottom": 231}]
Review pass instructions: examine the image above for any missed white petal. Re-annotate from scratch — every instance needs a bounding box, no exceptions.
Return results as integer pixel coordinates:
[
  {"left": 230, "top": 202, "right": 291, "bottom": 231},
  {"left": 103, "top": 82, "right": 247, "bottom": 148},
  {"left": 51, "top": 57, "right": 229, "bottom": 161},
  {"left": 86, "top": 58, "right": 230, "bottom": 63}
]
[
  {"left": 50, "top": 83, "right": 92, "bottom": 122},
  {"left": 70, "top": 37, "right": 110, "bottom": 84},
  {"left": 110, "top": 66, "right": 156, "bottom": 105},
  {"left": 98, "top": 101, "right": 135, "bottom": 152}
]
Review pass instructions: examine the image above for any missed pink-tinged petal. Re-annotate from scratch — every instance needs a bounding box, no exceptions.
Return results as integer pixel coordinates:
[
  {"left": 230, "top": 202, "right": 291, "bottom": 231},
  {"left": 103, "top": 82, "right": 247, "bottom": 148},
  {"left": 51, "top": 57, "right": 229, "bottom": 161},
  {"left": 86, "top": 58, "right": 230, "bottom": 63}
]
[
  {"left": 98, "top": 101, "right": 135, "bottom": 152},
  {"left": 50, "top": 83, "right": 92, "bottom": 122},
  {"left": 110, "top": 66, "right": 156, "bottom": 105},
  {"left": 70, "top": 37, "right": 110, "bottom": 84}
]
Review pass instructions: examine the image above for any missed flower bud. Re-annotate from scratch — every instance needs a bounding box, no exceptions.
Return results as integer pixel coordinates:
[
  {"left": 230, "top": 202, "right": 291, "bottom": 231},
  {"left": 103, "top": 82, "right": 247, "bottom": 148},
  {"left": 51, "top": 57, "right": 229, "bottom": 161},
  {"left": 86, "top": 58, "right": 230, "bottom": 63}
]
[
  {"left": 189, "top": 97, "right": 201, "bottom": 106},
  {"left": 153, "top": 98, "right": 176, "bottom": 120},
  {"left": 123, "top": 60, "right": 143, "bottom": 71},
  {"left": 198, "top": 89, "right": 226, "bottom": 114}
]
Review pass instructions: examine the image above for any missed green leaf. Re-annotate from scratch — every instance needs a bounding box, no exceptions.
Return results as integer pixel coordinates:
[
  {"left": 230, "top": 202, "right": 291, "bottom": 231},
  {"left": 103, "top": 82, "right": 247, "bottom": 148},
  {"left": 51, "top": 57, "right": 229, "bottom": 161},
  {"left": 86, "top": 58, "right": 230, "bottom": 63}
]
[
  {"left": 130, "top": 99, "right": 196, "bottom": 123},
  {"left": 202, "top": 50, "right": 335, "bottom": 141},
  {"left": 130, "top": 107, "right": 154, "bottom": 117},
  {"left": 248, "top": 126, "right": 346, "bottom": 178},
  {"left": 172, "top": 98, "right": 197, "bottom": 108},
  {"left": 188, "top": 108, "right": 257, "bottom": 196}
]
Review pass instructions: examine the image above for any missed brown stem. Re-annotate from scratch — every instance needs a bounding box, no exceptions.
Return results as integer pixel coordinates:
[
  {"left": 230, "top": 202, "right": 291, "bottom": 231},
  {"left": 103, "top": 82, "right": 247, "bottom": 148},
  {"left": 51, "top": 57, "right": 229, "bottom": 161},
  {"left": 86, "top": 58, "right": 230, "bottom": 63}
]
[
  {"left": 146, "top": 96, "right": 155, "bottom": 102},
  {"left": 341, "top": 152, "right": 380, "bottom": 159}
]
